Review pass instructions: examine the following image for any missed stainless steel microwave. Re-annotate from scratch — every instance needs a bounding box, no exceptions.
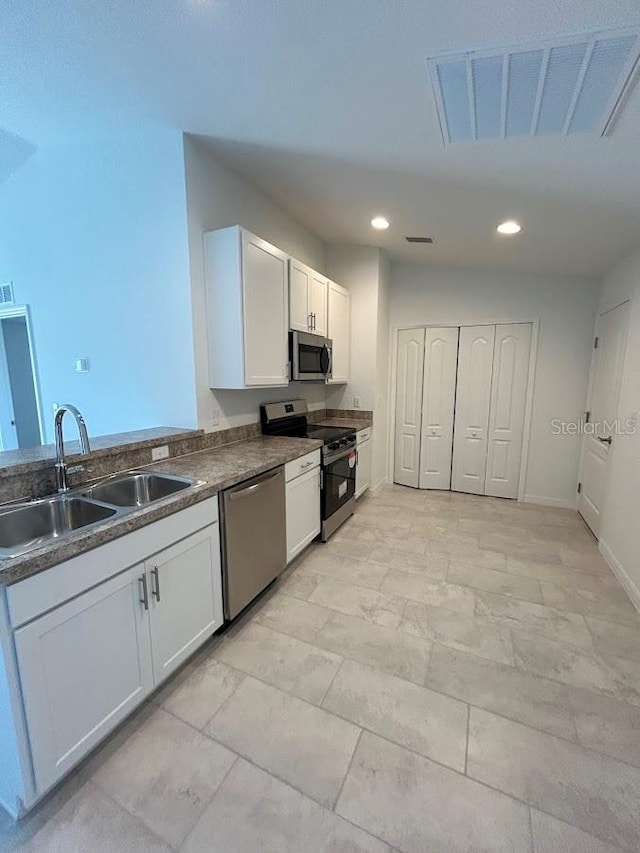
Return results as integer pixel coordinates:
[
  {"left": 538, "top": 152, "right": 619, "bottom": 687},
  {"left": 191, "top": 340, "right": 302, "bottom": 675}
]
[{"left": 290, "top": 331, "right": 332, "bottom": 381}]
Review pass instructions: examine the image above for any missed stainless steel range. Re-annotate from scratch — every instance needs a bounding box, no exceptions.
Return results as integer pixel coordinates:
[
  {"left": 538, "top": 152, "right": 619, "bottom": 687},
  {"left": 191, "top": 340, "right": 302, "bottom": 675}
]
[{"left": 260, "top": 399, "right": 357, "bottom": 541}]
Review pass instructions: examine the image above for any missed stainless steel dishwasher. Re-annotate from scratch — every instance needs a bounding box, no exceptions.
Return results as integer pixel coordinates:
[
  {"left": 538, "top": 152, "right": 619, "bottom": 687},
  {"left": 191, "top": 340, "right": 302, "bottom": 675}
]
[{"left": 220, "top": 466, "right": 286, "bottom": 620}]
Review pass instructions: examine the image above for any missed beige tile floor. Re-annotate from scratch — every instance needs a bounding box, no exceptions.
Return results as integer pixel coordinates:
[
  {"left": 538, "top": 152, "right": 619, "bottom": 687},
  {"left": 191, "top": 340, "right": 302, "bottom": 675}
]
[{"left": 3, "top": 485, "right": 640, "bottom": 851}]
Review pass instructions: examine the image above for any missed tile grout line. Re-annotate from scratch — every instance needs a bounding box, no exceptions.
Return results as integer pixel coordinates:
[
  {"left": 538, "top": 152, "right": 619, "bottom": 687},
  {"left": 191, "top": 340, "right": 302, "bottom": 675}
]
[
  {"left": 330, "top": 727, "right": 364, "bottom": 813},
  {"left": 463, "top": 703, "right": 471, "bottom": 776},
  {"left": 176, "top": 755, "right": 240, "bottom": 852},
  {"left": 85, "top": 778, "right": 183, "bottom": 853},
  {"left": 528, "top": 806, "right": 536, "bottom": 853}
]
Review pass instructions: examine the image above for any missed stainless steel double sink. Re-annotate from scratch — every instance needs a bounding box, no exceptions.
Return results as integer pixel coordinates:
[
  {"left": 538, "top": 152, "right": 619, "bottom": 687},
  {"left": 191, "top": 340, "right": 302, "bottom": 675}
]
[{"left": 0, "top": 471, "right": 195, "bottom": 560}]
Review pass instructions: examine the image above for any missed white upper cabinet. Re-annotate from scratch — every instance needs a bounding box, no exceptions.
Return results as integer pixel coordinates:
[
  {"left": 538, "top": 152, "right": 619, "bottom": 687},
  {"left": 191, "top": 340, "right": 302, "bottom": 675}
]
[
  {"left": 326, "top": 280, "right": 350, "bottom": 384},
  {"left": 289, "top": 258, "right": 328, "bottom": 337},
  {"left": 205, "top": 226, "right": 290, "bottom": 389},
  {"left": 309, "top": 270, "right": 328, "bottom": 336}
]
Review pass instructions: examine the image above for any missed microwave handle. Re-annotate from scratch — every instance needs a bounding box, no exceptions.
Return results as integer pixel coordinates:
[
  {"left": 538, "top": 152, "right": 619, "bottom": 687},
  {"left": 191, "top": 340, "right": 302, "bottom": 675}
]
[{"left": 321, "top": 344, "right": 332, "bottom": 376}]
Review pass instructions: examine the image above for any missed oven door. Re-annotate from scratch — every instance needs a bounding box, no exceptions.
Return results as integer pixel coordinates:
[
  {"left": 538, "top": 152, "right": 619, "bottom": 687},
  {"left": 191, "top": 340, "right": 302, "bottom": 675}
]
[
  {"left": 322, "top": 446, "right": 356, "bottom": 520},
  {"left": 290, "top": 331, "right": 332, "bottom": 381}
]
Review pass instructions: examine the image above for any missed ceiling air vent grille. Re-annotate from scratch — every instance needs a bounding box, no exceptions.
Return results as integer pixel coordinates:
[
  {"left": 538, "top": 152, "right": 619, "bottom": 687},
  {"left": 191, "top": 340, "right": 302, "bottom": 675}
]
[
  {"left": 0, "top": 283, "right": 14, "bottom": 305},
  {"left": 405, "top": 236, "right": 434, "bottom": 244},
  {"left": 427, "top": 30, "right": 640, "bottom": 143}
]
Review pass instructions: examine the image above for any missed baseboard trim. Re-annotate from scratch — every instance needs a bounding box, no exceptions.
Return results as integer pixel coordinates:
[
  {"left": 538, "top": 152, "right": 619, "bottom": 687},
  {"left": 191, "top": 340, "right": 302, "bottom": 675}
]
[
  {"left": 371, "top": 476, "right": 388, "bottom": 493},
  {"left": 599, "top": 539, "right": 640, "bottom": 615},
  {"left": 522, "top": 494, "right": 577, "bottom": 510}
]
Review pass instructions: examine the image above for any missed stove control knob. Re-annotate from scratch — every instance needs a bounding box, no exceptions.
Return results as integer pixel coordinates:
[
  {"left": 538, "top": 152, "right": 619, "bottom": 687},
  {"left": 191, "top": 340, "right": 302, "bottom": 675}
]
[{"left": 328, "top": 441, "right": 340, "bottom": 451}]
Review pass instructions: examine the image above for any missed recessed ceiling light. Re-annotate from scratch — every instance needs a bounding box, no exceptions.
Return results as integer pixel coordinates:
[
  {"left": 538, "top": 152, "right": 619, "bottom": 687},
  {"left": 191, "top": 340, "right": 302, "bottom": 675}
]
[
  {"left": 497, "top": 220, "right": 522, "bottom": 235},
  {"left": 371, "top": 216, "right": 390, "bottom": 230}
]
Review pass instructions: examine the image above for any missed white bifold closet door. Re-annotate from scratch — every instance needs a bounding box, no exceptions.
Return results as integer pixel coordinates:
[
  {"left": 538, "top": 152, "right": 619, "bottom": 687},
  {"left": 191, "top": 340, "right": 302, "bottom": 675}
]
[
  {"left": 451, "top": 326, "right": 495, "bottom": 494},
  {"left": 394, "top": 328, "right": 425, "bottom": 487},
  {"left": 485, "top": 323, "right": 532, "bottom": 498},
  {"left": 419, "top": 327, "right": 459, "bottom": 489}
]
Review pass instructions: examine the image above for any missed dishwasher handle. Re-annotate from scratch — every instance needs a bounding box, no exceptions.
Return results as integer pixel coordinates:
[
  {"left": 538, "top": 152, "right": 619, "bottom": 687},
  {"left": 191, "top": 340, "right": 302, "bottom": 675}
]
[{"left": 227, "top": 468, "right": 282, "bottom": 502}]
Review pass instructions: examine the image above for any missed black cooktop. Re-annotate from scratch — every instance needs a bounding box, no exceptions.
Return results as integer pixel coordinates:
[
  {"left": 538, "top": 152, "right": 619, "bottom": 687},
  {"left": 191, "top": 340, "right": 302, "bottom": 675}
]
[{"left": 306, "top": 425, "right": 355, "bottom": 444}]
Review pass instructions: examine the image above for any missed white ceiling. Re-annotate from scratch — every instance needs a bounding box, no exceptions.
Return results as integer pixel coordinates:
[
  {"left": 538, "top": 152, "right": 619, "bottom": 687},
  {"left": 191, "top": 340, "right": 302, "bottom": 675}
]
[{"left": 3, "top": 0, "right": 640, "bottom": 276}]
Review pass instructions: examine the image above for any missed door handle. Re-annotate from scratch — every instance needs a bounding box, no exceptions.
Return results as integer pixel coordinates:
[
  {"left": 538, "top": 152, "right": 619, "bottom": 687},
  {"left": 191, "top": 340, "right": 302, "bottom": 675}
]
[
  {"left": 139, "top": 573, "right": 149, "bottom": 611},
  {"left": 151, "top": 566, "right": 161, "bottom": 602},
  {"left": 597, "top": 436, "right": 612, "bottom": 445}
]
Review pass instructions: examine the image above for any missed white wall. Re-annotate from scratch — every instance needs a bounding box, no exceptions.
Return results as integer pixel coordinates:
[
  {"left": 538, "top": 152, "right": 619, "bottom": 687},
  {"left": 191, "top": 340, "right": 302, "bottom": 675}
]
[
  {"left": 0, "top": 131, "right": 197, "bottom": 443},
  {"left": 389, "top": 262, "right": 600, "bottom": 507},
  {"left": 597, "top": 247, "right": 640, "bottom": 599},
  {"left": 373, "top": 253, "right": 391, "bottom": 488},
  {"left": 183, "top": 135, "right": 328, "bottom": 430},
  {"left": 325, "top": 245, "right": 390, "bottom": 488},
  {"left": 326, "top": 246, "right": 381, "bottom": 413}
]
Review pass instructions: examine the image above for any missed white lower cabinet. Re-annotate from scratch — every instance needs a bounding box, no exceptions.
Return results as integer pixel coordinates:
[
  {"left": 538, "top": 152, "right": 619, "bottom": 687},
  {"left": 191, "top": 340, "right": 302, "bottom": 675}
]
[
  {"left": 148, "top": 526, "right": 222, "bottom": 684},
  {"left": 356, "top": 429, "right": 372, "bottom": 498},
  {"left": 14, "top": 565, "right": 154, "bottom": 794},
  {"left": 285, "top": 453, "right": 321, "bottom": 562},
  {"left": 10, "top": 506, "right": 223, "bottom": 799}
]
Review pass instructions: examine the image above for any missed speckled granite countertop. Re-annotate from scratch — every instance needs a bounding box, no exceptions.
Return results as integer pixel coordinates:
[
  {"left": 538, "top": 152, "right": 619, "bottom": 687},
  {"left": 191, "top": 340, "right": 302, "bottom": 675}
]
[
  {"left": 316, "top": 418, "right": 373, "bottom": 431},
  {"left": 0, "top": 436, "right": 322, "bottom": 586}
]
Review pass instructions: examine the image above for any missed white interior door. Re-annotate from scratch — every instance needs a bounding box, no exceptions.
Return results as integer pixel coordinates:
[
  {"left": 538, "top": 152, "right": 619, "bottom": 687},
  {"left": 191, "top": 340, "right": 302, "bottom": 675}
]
[
  {"left": 485, "top": 323, "right": 532, "bottom": 498},
  {"left": 419, "top": 327, "right": 459, "bottom": 490},
  {"left": 578, "top": 302, "right": 630, "bottom": 536},
  {"left": 451, "top": 325, "right": 495, "bottom": 494},
  {"left": 394, "top": 328, "right": 425, "bottom": 487}
]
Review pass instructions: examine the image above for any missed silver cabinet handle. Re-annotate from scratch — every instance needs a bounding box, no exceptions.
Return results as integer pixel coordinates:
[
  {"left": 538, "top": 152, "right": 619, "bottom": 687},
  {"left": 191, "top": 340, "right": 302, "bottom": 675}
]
[
  {"left": 308, "top": 313, "right": 313, "bottom": 331},
  {"left": 151, "top": 566, "right": 161, "bottom": 602},
  {"left": 300, "top": 460, "right": 314, "bottom": 469},
  {"left": 139, "top": 573, "right": 149, "bottom": 611}
]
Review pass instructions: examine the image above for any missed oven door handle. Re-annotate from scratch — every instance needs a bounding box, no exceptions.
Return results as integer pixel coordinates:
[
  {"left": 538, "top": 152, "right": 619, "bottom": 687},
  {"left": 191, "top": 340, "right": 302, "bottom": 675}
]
[{"left": 324, "top": 445, "right": 356, "bottom": 464}]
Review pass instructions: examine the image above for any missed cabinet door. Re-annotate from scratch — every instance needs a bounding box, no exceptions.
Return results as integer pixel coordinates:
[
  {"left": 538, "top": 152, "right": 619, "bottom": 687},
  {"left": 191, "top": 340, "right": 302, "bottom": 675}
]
[
  {"left": 242, "top": 232, "right": 289, "bottom": 386},
  {"left": 14, "top": 566, "right": 153, "bottom": 794},
  {"left": 148, "top": 525, "right": 223, "bottom": 686},
  {"left": 394, "top": 328, "right": 425, "bottom": 487},
  {"left": 327, "top": 281, "right": 350, "bottom": 384},
  {"left": 289, "top": 258, "right": 311, "bottom": 333},
  {"left": 286, "top": 466, "right": 321, "bottom": 562},
  {"left": 356, "top": 438, "right": 372, "bottom": 498},
  {"left": 419, "top": 327, "right": 459, "bottom": 490},
  {"left": 485, "top": 323, "right": 532, "bottom": 499},
  {"left": 451, "top": 325, "right": 495, "bottom": 495},
  {"left": 309, "top": 271, "right": 328, "bottom": 337}
]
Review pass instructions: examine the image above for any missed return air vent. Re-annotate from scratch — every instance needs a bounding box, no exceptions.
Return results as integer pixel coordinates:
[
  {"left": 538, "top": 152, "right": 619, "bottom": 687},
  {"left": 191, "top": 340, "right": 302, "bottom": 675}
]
[
  {"left": 427, "top": 29, "right": 640, "bottom": 143},
  {"left": 0, "top": 282, "right": 14, "bottom": 305},
  {"left": 405, "top": 236, "right": 434, "bottom": 244}
]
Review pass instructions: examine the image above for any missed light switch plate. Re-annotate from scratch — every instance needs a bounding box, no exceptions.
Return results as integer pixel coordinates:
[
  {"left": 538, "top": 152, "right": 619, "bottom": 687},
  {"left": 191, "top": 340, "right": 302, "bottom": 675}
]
[
  {"left": 353, "top": 396, "right": 362, "bottom": 409},
  {"left": 151, "top": 445, "right": 170, "bottom": 461}
]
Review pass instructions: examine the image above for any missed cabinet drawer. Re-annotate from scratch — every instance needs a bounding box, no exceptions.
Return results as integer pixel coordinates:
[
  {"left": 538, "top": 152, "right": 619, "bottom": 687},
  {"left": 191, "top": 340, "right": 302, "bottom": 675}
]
[
  {"left": 357, "top": 427, "right": 372, "bottom": 444},
  {"left": 285, "top": 450, "right": 321, "bottom": 482}
]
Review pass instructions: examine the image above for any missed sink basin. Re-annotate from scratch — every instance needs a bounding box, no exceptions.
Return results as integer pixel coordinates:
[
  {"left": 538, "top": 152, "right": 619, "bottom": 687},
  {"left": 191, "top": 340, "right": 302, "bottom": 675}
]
[
  {"left": 0, "top": 497, "right": 117, "bottom": 558},
  {"left": 81, "top": 471, "right": 194, "bottom": 507}
]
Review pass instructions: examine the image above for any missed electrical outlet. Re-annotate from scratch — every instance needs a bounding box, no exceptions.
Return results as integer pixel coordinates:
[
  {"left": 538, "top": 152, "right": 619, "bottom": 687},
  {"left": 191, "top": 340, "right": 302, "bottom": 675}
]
[
  {"left": 353, "top": 396, "right": 362, "bottom": 409},
  {"left": 211, "top": 408, "right": 220, "bottom": 427},
  {"left": 151, "top": 445, "right": 170, "bottom": 461}
]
